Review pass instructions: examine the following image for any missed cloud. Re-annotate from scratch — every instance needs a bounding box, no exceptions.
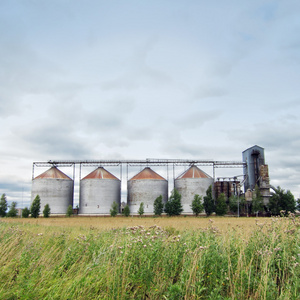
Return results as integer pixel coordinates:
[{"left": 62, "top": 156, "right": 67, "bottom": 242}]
[
  {"left": 228, "top": 116, "right": 300, "bottom": 195},
  {"left": 1, "top": 1, "right": 300, "bottom": 204},
  {"left": 9, "top": 123, "right": 92, "bottom": 159},
  {"left": 194, "top": 86, "right": 228, "bottom": 100},
  {"left": 175, "top": 110, "right": 223, "bottom": 130}
]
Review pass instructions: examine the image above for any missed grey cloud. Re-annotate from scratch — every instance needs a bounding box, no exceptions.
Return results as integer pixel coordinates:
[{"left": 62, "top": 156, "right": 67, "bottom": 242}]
[
  {"left": 100, "top": 64, "right": 172, "bottom": 92},
  {"left": 268, "top": 99, "right": 300, "bottom": 112},
  {"left": 0, "top": 180, "right": 31, "bottom": 207},
  {"left": 176, "top": 110, "right": 222, "bottom": 130},
  {"left": 101, "top": 38, "right": 173, "bottom": 92},
  {"left": 229, "top": 118, "right": 300, "bottom": 151},
  {"left": 83, "top": 112, "right": 124, "bottom": 131},
  {"left": 228, "top": 118, "right": 300, "bottom": 195},
  {"left": 207, "top": 60, "right": 235, "bottom": 78},
  {"left": 125, "top": 127, "right": 153, "bottom": 141},
  {"left": 101, "top": 77, "right": 141, "bottom": 91},
  {"left": 0, "top": 181, "right": 27, "bottom": 193},
  {"left": 12, "top": 123, "right": 92, "bottom": 159},
  {"left": 194, "top": 86, "right": 228, "bottom": 100}
]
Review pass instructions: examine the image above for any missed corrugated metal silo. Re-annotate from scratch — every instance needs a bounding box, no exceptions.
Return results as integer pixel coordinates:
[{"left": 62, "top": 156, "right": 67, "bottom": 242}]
[
  {"left": 79, "top": 167, "right": 121, "bottom": 214},
  {"left": 31, "top": 166, "right": 74, "bottom": 214},
  {"left": 175, "top": 165, "right": 213, "bottom": 213},
  {"left": 242, "top": 145, "right": 265, "bottom": 191},
  {"left": 128, "top": 167, "right": 168, "bottom": 214}
]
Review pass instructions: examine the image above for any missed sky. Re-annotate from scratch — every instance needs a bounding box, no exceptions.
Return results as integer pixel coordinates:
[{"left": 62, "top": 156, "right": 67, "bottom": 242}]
[{"left": 1, "top": 0, "right": 300, "bottom": 207}]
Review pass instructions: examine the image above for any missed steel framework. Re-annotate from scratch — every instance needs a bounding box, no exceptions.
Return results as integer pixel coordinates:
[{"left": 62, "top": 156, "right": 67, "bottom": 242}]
[{"left": 32, "top": 159, "right": 246, "bottom": 181}]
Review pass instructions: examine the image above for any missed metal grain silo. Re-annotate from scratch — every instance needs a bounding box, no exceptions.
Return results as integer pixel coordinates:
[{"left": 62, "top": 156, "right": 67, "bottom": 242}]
[
  {"left": 31, "top": 166, "right": 74, "bottom": 215},
  {"left": 175, "top": 165, "right": 213, "bottom": 214},
  {"left": 79, "top": 167, "right": 121, "bottom": 215},
  {"left": 128, "top": 167, "right": 168, "bottom": 214}
]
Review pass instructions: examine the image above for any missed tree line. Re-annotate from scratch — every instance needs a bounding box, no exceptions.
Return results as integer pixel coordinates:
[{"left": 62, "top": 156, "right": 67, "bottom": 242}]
[
  {"left": 111, "top": 184, "right": 300, "bottom": 217},
  {"left": 0, "top": 194, "right": 74, "bottom": 218},
  {"left": 1, "top": 184, "right": 299, "bottom": 218}
]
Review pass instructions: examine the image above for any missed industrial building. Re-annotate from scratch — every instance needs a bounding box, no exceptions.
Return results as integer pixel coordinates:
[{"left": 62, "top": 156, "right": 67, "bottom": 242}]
[
  {"left": 31, "top": 146, "right": 270, "bottom": 215},
  {"left": 31, "top": 166, "right": 74, "bottom": 215},
  {"left": 79, "top": 167, "right": 121, "bottom": 215},
  {"left": 175, "top": 165, "right": 214, "bottom": 213},
  {"left": 127, "top": 167, "right": 168, "bottom": 214}
]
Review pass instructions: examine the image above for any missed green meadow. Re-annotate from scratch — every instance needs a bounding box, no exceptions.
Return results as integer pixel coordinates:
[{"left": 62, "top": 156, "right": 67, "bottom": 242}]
[{"left": 0, "top": 216, "right": 299, "bottom": 299}]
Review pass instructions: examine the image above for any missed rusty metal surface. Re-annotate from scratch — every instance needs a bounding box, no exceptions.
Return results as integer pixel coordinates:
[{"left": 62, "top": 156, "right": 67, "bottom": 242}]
[
  {"left": 130, "top": 167, "right": 166, "bottom": 181},
  {"left": 245, "top": 189, "right": 253, "bottom": 201},
  {"left": 34, "top": 167, "right": 72, "bottom": 180},
  {"left": 214, "top": 180, "right": 239, "bottom": 200},
  {"left": 82, "top": 167, "right": 120, "bottom": 180},
  {"left": 259, "top": 165, "right": 269, "bottom": 182},
  {"left": 177, "top": 165, "right": 211, "bottom": 179}
]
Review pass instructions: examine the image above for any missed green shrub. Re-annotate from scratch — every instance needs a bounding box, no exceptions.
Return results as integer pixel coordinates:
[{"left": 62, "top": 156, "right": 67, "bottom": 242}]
[
  {"left": 268, "top": 186, "right": 296, "bottom": 216},
  {"left": 0, "top": 194, "right": 8, "bottom": 217},
  {"left": 43, "top": 204, "right": 51, "bottom": 218},
  {"left": 66, "top": 205, "right": 73, "bottom": 217},
  {"left": 228, "top": 195, "right": 238, "bottom": 213},
  {"left": 191, "top": 194, "right": 204, "bottom": 216},
  {"left": 22, "top": 207, "right": 30, "bottom": 218},
  {"left": 215, "top": 193, "right": 227, "bottom": 216},
  {"left": 203, "top": 185, "right": 214, "bottom": 216},
  {"left": 31, "top": 195, "right": 41, "bottom": 218},
  {"left": 252, "top": 185, "right": 264, "bottom": 215},
  {"left": 165, "top": 189, "right": 183, "bottom": 216},
  {"left": 138, "top": 202, "right": 144, "bottom": 216},
  {"left": 123, "top": 204, "right": 130, "bottom": 217},
  {"left": 110, "top": 201, "right": 118, "bottom": 217},
  {"left": 154, "top": 195, "right": 164, "bottom": 216},
  {"left": 7, "top": 202, "right": 18, "bottom": 217}
]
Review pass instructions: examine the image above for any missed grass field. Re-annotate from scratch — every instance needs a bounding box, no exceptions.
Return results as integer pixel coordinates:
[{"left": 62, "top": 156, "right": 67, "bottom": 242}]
[{"left": 0, "top": 215, "right": 299, "bottom": 299}]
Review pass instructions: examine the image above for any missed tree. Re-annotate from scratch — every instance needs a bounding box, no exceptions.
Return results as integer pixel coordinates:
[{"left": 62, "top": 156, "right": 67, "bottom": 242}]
[
  {"left": 236, "top": 196, "right": 246, "bottom": 215},
  {"left": 110, "top": 201, "right": 118, "bottom": 217},
  {"left": 215, "top": 193, "right": 227, "bottom": 216},
  {"left": 31, "top": 195, "right": 41, "bottom": 218},
  {"left": 154, "top": 195, "right": 164, "bottom": 216},
  {"left": 228, "top": 195, "right": 238, "bottom": 213},
  {"left": 252, "top": 185, "right": 264, "bottom": 216},
  {"left": 203, "top": 185, "right": 214, "bottom": 216},
  {"left": 7, "top": 202, "right": 18, "bottom": 217},
  {"left": 164, "top": 189, "right": 183, "bottom": 216},
  {"left": 43, "top": 204, "right": 51, "bottom": 218},
  {"left": 66, "top": 205, "right": 73, "bottom": 217},
  {"left": 138, "top": 202, "right": 144, "bottom": 216},
  {"left": 123, "top": 204, "right": 130, "bottom": 217},
  {"left": 268, "top": 186, "right": 296, "bottom": 216},
  {"left": 0, "top": 194, "right": 8, "bottom": 217},
  {"left": 297, "top": 198, "right": 300, "bottom": 212},
  {"left": 191, "top": 194, "right": 204, "bottom": 216},
  {"left": 22, "top": 207, "right": 30, "bottom": 218}
]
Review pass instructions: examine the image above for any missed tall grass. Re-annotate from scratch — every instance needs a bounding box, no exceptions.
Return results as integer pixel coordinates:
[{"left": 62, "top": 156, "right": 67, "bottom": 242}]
[{"left": 0, "top": 215, "right": 299, "bottom": 299}]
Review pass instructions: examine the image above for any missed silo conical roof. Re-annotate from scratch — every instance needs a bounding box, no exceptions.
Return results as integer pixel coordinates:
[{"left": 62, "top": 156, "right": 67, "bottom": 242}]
[
  {"left": 34, "top": 166, "right": 72, "bottom": 180},
  {"left": 130, "top": 167, "right": 166, "bottom": 181},
  {"left": 82, "top": 167, "right": 120, "bottom": 180},
  {"left": 177, "top": 165, "right": 211, "bottom": 179}
]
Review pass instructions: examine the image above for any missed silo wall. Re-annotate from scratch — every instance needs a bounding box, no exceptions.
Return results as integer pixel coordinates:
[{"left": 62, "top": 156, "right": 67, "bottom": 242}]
[
  {"left": 31, "top": 178, "right": 74, "bottom": 214},
  {"left": 127, "top": 179, "right": 168, "bottom": 214},
  {"left": 79, "top": 179, "right": 121, "bottom": 214},
  {"left": 175, "top": 178, "right": 214, "bottom": 213}
]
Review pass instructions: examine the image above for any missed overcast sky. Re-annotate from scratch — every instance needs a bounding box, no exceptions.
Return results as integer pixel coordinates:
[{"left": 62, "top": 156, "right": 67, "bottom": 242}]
[{"left": 1, "top": 0, "right": 300, "bottom": 207}]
